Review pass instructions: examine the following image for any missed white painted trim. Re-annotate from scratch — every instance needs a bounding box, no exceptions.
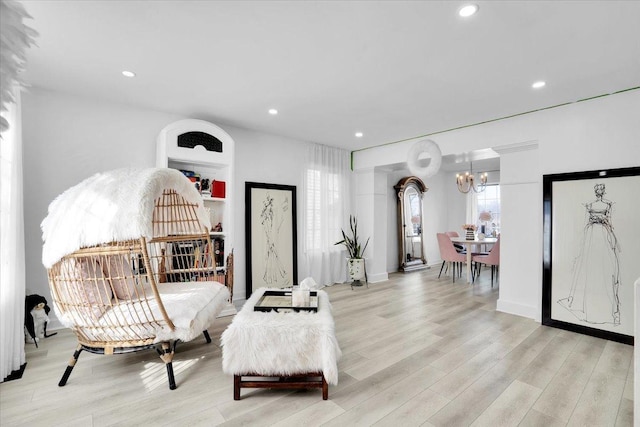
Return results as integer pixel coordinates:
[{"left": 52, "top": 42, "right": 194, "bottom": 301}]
[
  {"left": 46, "top": 319, "right": 65, "bottom": 331},
  {"left": 492, "top": 140, "right": 539, "bottom": 154},
  {"left": 496, "top": 298, "right": 539, "bottom": 321},
  {"left": 635, "top": 278, "right": 640, "bottom": 421}
]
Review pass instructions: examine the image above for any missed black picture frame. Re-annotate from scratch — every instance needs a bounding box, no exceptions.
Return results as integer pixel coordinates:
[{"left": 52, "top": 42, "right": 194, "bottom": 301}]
[
  {"left": 542, "top": 166, "right": 640, "bottom": 345},
  {"left": 245, "top": 182, "right": 298, "bottom": 298}
]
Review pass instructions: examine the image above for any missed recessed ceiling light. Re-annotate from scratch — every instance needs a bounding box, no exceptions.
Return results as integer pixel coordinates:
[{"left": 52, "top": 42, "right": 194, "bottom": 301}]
[
  {"left": 355, "top": 132, "right": 363, "bottom": 138},
  {"left": 268, "top": 108, "right": 278, "bottom": 115},
  {"left": 459, "top": 4, "right": 478, "bottom": 17},
  {"left": 122, "top": 70, "right": 136, "bottom": 77},
  {"left": 532, "top": 81, "right": 546, "bottom": 89}
]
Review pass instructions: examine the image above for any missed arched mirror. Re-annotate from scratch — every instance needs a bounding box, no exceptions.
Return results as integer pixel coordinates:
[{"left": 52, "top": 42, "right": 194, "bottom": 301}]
[{"left": 394, "top": 176, "right": 428, "bottom": 272}]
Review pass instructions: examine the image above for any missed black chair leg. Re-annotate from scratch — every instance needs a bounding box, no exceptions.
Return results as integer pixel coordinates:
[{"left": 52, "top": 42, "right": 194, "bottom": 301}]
[
  {"left": 59, "top": 345, "right": 83, "bottom": 387},
  {"left": 158, "top": 342, "right": 177, "bottom": 390},
  {"left": 452, "top": 262, "right": 456, "bottom": 283},
  {"left": 438, "top": 261, "right": 446, "bottom": 278}
]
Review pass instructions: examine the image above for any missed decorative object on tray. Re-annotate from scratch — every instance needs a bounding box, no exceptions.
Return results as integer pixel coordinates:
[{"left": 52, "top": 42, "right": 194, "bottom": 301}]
[
  {"left": 462, "top": 224, "right": 477, "bottom": 240},
  {"left": 291, "top": 285, "right": 311, "bottom": 307},
  {"left": 542, "top": 166, "right": 640, "bottom": 345},
  {"left": 335, "top": 215, "right": 369, "bottom": 287}
]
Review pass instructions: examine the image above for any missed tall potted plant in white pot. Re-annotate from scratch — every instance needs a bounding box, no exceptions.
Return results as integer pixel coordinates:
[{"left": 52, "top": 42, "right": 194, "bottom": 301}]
[{"left": 335, "top": 215, "right": 370, "bottom": 287}]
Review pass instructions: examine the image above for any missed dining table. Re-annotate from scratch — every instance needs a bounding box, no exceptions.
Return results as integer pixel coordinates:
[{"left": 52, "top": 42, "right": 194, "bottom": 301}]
[{"left": 449, "top": 236, "right": 498, "bottom": 283}]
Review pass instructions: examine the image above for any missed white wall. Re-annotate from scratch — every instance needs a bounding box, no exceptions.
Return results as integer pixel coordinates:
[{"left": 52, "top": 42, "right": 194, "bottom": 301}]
[
  {"left": 22, "top": 87, "right": 180, "bottom": 322},
  {"left": 354, "top": 89, "right": 640, "bottom": 321},
  {"left": 230, "top": 125, "right": 309, "bottom": 301},
  {"left": 22, "top": 87, "right": 316, "bottom": 327}
]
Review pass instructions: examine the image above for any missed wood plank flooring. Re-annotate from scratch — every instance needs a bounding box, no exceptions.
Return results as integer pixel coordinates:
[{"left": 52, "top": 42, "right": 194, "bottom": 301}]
[{"left": 0, "top": 268, "right": 633, "bottom": 426}]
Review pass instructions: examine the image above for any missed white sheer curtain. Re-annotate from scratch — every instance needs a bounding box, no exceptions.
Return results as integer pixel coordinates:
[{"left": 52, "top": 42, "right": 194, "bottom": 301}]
[
  {"left": 303, "top": 144, "right": 351, "bottom": 287},
  {"left": 0, "top": 90, "right": 26, "bottom": 382},
  {"left": 466, "top": 191, "right": 478, "bottom": 226}
]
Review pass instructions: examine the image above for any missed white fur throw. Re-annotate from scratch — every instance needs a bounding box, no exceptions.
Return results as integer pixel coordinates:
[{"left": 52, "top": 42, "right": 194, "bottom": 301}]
[
  {"left": 221, "top": 288, "right": 342, "bottom": 385},
  {"left": 41, "top": 168, "right": 210, "bottom": 268},
  {"left": 54, "top": 281, "right": 229, "bottom": 344}
]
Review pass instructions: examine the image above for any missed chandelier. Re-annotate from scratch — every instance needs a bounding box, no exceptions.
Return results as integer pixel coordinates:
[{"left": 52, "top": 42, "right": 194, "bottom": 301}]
[{"left": 456, "top": 161, "right": 487, "bottom": 193}]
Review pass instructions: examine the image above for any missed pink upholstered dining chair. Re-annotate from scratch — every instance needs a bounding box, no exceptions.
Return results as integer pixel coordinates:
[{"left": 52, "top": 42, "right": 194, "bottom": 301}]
[
  {"left": 436, "top": 233, "right": 467, "bottom": 283},
  {"left": 445, "top": 231, "right": 464, "bottom": 252},
  {"left": 472, "top": 235, "right": 500, "bottom": 287}
]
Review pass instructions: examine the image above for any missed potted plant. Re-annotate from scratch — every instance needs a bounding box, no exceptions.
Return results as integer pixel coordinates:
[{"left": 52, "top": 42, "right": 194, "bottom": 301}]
[{"left": 335, "top": 215, "right": 370, "bottom": 286}]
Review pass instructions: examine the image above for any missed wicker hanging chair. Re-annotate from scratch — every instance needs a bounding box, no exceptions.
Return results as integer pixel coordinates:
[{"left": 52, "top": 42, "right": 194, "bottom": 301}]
[{"left": 41, "top": 168, "right": 230, "bottom": 390}]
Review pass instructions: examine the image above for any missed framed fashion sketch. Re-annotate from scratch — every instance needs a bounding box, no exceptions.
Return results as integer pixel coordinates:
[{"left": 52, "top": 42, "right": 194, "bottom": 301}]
[
  {"left": 245, "top": 182, "right": 298, "bottom": 297},
  {"left": 542, "top": 166, "right": 640, "bottom": 345}
]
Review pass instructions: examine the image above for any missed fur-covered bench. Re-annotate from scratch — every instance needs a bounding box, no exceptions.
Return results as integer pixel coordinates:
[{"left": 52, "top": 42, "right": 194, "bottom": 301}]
[{"left": 221, "top": 287, "right": 341, "bottom": 400}]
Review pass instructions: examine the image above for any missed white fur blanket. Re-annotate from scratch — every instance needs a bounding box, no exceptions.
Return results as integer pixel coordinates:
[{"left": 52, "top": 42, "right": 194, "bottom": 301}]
[
  {"left": 54, "top": 281, "right": 229, "bottom": 344},
  {"left": 41, "top": 168, "right": 209, "bottom": 268},
  {"left": 221, "top": 288, "right": 342, "bottom": 385}
]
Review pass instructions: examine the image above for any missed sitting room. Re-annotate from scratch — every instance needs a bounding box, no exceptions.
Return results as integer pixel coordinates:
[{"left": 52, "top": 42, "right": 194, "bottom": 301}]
[{"left": 1, "top": 1, "right": 639, "bottom": 425}]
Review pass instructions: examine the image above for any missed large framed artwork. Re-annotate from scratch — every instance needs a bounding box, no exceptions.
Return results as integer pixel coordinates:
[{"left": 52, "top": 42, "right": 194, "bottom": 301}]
[
  {"left": 245, "top": 182, "right": 298, "bottom": 297},
  {"left": 542, "top": 166, "right": 640, "bottom": 345}
]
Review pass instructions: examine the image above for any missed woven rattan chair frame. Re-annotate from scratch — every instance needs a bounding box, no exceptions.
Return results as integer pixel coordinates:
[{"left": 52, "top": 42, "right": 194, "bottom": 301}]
[{"left": 48, "top": 189, "right": 230, "bottom": 390}]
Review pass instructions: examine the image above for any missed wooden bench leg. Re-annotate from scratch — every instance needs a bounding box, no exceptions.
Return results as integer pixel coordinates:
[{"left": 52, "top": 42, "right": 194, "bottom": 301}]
[
  {"left": 322, "top": 374, "right": 328, "bottom": 400},
  {"left": 234, "top": 375, "right": 241, "bottom": 400}
]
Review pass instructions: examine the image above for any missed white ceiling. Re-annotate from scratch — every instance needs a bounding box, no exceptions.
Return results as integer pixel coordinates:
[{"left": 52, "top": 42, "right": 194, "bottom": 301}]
[{"left": 21, "top": 1, "right": 640, "bottom": 152}]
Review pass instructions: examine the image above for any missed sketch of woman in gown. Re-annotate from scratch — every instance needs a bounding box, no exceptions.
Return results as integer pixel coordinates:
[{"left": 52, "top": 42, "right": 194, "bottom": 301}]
[
  {"left": 260, "top": 193, "right": 289, "bottom": 285},
  {"left": 558, "top": 183, "right": 621, "bottom": 325}
]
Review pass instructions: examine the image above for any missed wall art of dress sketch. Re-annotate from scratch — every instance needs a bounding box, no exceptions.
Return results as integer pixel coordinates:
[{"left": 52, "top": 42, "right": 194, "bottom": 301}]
[
  {"left": 245, "top": 182, "right": 298, "bottom": 297},
  {"left": 542, "top": 166, "right": 640, "bottom": 345}
]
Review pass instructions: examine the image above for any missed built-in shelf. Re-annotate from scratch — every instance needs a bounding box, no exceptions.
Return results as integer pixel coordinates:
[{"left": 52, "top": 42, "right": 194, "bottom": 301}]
[
  {"left": 202, "top": 195, "right": 226, "bottom": 202},
  {"left": 157, "top": 119, "right": 236, "bottom": 316}
]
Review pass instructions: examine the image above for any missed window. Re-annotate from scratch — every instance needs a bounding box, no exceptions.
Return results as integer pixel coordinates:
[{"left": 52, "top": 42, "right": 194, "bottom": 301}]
[
  {"left": 477, "top": 184, "right": 500, "bottom": 235},
  {"left": 305, "top": 168, "right": 343, "bottom": 251}
]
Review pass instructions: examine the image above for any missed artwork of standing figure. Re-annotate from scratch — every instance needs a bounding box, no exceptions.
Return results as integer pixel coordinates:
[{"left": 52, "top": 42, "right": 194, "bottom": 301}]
[
  {"left": 557, "top": 183, "right": 621, "bottom": 325},
  {"left": 260, "top": 193, "right": 289, "bottom": 285}
]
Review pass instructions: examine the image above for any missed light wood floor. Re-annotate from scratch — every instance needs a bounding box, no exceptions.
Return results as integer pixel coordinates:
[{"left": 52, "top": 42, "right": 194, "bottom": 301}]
[{"left": 1, "top": 267, "right": 634, "bottom": 426}]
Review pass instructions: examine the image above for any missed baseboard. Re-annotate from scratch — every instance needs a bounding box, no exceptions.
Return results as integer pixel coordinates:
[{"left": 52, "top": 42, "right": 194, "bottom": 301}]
[
  {"left": 497, "top": 298, "right": 539, "bottom": 321},
  {"left": 47, "top": 318, "right": 65, "bottom": 331},
  {"left": 217, "top": 302, "right": 238, "bottom": 317},
  {"left": 367, "top": 272, "right": 388, "bottom": 283}
]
